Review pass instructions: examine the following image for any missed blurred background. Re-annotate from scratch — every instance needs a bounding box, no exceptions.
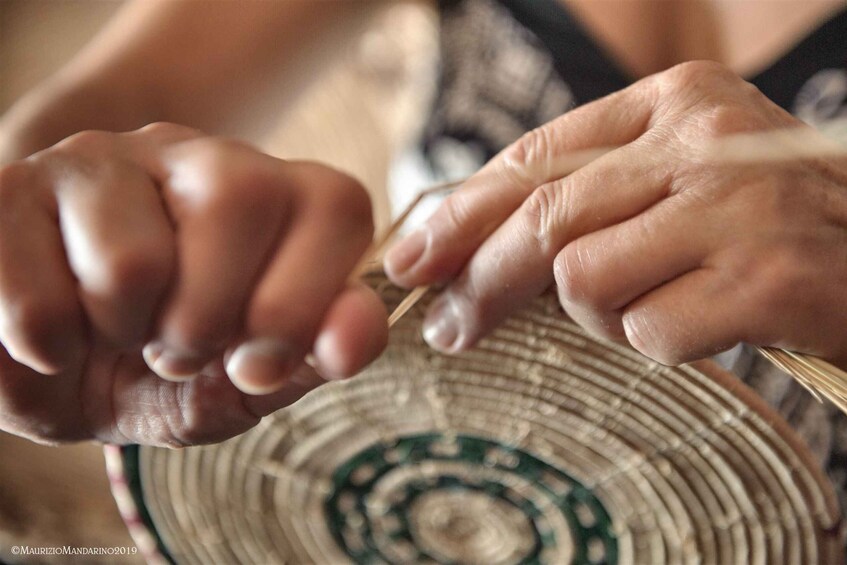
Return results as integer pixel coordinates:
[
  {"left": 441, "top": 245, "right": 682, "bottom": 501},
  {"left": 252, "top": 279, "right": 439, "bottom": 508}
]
[{"left": 0, "top": 0, "right": 435, "bottom": 560}]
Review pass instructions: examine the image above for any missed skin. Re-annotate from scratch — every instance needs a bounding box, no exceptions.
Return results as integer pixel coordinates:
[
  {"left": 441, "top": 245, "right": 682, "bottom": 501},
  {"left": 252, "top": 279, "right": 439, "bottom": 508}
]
[
  {"left": 0, "top": 1, "right": 387, "bottom": 446},
  {"left": 0, "top": 1, "right": 379, "bottom": 161},
  {"left": 2, "top": 1, "right": 847, "bottom": 446},
  {"left": 0, "top": 124, "right": 387, "bottom": 446},
  {"left": 384, "top": 61, "right": 847, "bottom": 370},
  {"left": 563, "top": 0, "right": 846, "bottom": 79}
]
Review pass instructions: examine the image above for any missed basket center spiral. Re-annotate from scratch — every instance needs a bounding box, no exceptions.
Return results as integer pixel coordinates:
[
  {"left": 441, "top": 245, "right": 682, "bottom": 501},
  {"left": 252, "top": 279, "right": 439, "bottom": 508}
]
[{"left": 325, "top": 434, "right": 617, "bottom": 564}]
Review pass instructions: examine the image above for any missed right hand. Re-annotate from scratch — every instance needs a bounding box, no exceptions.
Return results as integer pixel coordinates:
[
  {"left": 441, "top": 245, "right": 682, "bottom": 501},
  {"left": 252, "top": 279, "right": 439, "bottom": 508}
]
[{"left": 0, "top": 123, "right": 388, "bottom": 446}]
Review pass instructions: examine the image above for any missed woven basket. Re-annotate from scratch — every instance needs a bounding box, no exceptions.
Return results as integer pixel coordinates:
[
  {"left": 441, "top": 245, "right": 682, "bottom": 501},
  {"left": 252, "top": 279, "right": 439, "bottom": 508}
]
[{"left": 106, "top": 274, "right": 844, "bottom": 564}]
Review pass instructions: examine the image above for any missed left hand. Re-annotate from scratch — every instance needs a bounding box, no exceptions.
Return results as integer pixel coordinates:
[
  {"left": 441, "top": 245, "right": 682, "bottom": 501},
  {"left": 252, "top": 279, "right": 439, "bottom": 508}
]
[
  {"left": 0, "top": 124, "right": 387, "bottom": 446},
  {"left": 384, "top": 61, "right": 847, "bottom": 369}
]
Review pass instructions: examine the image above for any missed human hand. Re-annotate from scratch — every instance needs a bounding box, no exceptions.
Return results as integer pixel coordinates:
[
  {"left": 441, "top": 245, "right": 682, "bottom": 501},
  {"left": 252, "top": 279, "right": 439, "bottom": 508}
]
[
  {"left": 0, "top": 123, "right": 387, "bottom": 446},
  {"left": 385, "top": 61, "right": 847, "bottom": 370}
]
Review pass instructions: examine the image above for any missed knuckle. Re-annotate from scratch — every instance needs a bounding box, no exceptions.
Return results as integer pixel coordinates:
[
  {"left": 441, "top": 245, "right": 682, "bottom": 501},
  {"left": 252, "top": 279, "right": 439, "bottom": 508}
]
[
  {"left": 700, "top": 102, "right": 764, "bottom": 137},
  {"left": 439, "top": 191, "right": 476, "bottom": 232},
  {"left": 165, "top": 401, "right": 206, "bottom": 448},
  {"left": 185, "top": 137, "right": 240, "bottom": 172},
  {"left": 171, "top": 386, "right": 256, "bottom": 447},
  {"left": 664, "top": 60, "right": 735, "bottom": 89},
  {"left": 136, "top": 121, "right": 201, "bottom": 139},
  {"left": 317, "top": 173, "right": 374, "bottom": 237},
  {"left": 500, "top": 126, "right": 555, "bottom": 186},
  {"left": 554, "top": 243, "right": 594, "bottom": 309},
  {"left": 115, "top": 382, "right": 192, "bottom": 448},
  {"left": 184, "top": 139, "right": 276, "bottom": 208},
  {"left": 55, "top": 129, "right": 115, "bottom": 155},
  {"left": 522, "top": 182, "right": 565, "bottom": 257}
]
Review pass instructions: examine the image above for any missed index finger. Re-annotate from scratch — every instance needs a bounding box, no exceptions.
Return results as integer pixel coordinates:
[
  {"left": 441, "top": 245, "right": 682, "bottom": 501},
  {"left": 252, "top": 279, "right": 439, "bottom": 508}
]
[{"left": 384, "top": 81, "right": 657, "bottom": 288}]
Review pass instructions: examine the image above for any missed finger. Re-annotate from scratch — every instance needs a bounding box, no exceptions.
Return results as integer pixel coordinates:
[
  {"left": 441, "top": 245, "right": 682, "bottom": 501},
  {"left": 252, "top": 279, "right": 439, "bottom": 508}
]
[
  {"left": 0, "top": 162, "right": 87, "bottom": 374},
  {"left": 621, "top": 268, "right": 749, "bottom": 365},
  {"left": 554, "top": 192, "right": 725, "bottom": 339},
  {"left": 241, "top": 363, "right": 330, "bottom": 417},
  {"left": 0, "top": 346, "right": 89, "bottom": 443},
  {"left": 76, "top": 347, "right": 330, "bottom": 446},
  {"left": 225, "top": 163, "right": 374, "bottom": 395},
  {"left": 144, "top": 142, "right": 290, "bottom": 380},
  {"left": 0, "top": 338, "right": 319, "bottom": 446},
  {"left": 312, "top": 283, "right": 388, "bottom": 380},
  {"left": 421, "top": 142, "right": 671, "bottom": 352},
  {"left": 53, "top": 156, "right": 175, "bottom": 349},
  {"left": 92, "top": 354, "right": 264, "bottom": 446},
  {"left": 621, "top": 240, "right": 847, "bottom": 366},
  {"left": 384, "top": 81, "right": 657, "bottom": 287}
]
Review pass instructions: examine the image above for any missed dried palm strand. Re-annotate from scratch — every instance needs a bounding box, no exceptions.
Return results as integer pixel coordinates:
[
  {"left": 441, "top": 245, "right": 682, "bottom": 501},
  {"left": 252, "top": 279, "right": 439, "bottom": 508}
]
[
  {"left": 369, "top": 126, "right": 847, "bottom": 414},
  {"left": 387, "top": 285, "right": 431, "bottom": 327},
  {"left": 350, "top": 179, "right": 466, "bottom": 280},
  {"left": 758, "top": 347, "right": 847, "bottom": 414}
]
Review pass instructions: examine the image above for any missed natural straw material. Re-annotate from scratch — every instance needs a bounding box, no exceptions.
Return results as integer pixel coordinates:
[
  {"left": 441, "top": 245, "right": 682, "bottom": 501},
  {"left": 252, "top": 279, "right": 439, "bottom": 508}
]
[
  {"left": 115, "top": 274, "right": 843, "bottom": 564},
  {"left": 757, "top": 347, "right": 847, "bottom": 414},
  {"left": 106, "top": 127, "right": 847, "bottom": 562},
  {"left": 382, "top": 127, "right": 847, "bottom": 418}
]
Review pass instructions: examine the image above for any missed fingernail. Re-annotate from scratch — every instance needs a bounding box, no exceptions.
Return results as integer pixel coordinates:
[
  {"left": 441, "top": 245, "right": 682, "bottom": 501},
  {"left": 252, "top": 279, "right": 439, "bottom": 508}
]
[
  {"left": 226, "top": 338, "right": 296, "bottom": 395},
  {"left": 384, "top": 227, "right": 428, "bottom": 278},
  {"left": 312, "top": 333, "right": 340, "bottom": 380},
  {"left": 422, "top": 295, "right": 463, "bottom": 353},
  {"left": 142, "top": 343, "right": 203, "bottom": 381}
]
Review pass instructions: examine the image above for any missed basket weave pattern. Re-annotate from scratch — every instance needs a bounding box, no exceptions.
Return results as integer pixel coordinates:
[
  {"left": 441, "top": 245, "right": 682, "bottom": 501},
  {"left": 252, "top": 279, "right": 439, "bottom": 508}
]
[{"left": 115, "top": 276, "right": 842, "bottom": 564}]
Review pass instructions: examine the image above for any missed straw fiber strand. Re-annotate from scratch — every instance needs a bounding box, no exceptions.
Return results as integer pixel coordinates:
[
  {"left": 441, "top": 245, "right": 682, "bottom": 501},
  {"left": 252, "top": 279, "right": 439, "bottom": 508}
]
[{"left": 128, "top": 274, "right": 842, "bottom": 564}]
